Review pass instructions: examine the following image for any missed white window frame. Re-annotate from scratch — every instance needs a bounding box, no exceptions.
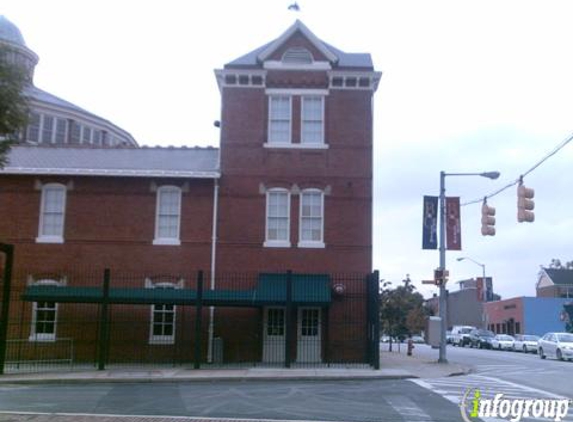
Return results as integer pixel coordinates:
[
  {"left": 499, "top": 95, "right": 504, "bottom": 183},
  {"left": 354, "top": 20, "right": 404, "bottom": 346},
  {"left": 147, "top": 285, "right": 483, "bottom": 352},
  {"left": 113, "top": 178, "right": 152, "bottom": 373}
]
[
  {"left": 298, "top": 189, "right": 325, "bottom": 248},
  {"left": 36, "top": 183, "right": 67, "bottom": 244},
  {"left": 147, "top": 281, "right": 179, "bottom": 345},
  {"left": 264, "top": 188, "right": 291, "bottom": 248},
  {"left": 153, "top": 185, "right": 182, "bottom": 245},
  {"left": 29, "top": 279, "right": 61, "bottom": 342},
  {"left": 301, "top": 96, "right": 325, "bottom": 145},
  {"left": 267, "top": 95, "right": 292, "bottom": 145}
]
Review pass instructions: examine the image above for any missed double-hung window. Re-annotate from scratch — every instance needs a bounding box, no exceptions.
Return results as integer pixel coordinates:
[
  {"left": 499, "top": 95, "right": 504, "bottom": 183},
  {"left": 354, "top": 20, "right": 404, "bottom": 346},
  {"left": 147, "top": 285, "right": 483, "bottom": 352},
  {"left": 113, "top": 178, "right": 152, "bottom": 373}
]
[
  {"left": 268, "top": 96, "right": 291, "bottom": 144},
  {"left": 154, "top": 186, "right": 182, "bottom": 245},
  {"left": 146, "top": 278, "right": 182, "bottom": 345},
  {"left": 150, "top": 301, "right": 176, "bottom": 345},
  {"left": 301, "top": 96, "right": 324, "bottom": 145},
  {"left": 29, "top": 280, "right": 61, "bottom": 342},
  {"left": 265, "top": 189, "right": 290, "bottom": 247},
  {"left": 299, "top": 189, "right": 324, "bottom": 248},
  {"left": 37, "top": 183, "right": 66, "bottom": 243}
]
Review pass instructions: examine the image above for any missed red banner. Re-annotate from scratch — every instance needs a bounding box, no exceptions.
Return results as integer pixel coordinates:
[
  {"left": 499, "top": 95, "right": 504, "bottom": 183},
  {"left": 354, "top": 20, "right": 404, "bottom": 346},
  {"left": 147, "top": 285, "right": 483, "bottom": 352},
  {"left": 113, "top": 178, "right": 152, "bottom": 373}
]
[{"left": 446, "top": 197, "right": 462, "bottom": 250}]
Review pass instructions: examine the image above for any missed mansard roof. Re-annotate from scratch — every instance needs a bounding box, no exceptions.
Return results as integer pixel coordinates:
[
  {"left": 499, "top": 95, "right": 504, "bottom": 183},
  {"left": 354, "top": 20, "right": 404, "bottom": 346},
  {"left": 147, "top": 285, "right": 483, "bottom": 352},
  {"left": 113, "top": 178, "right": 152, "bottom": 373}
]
[
  {"left": 226, "top": 20, "right": 373, "bottom": 69},
  {"left": 1, "top": 146, "right": 220, "bottom": 179}
]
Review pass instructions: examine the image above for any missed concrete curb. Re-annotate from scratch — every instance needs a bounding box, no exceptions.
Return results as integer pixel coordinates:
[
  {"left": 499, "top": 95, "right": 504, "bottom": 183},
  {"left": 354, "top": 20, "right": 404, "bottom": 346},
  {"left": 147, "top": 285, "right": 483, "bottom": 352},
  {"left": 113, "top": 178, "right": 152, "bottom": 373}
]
[
  {"left": 0, "top": 373, "right": 419, "bottom": 385},
  {"left": 0, "top": 366, "right": 473, "bottom": 384}
]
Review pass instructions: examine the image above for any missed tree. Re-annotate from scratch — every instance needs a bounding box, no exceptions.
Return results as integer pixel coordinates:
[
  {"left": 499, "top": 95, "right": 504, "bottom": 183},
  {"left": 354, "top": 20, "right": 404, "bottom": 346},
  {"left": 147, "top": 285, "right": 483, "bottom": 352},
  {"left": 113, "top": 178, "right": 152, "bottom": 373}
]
[
  {"left": 380, "top": 275, "right": 429, "bottom": 350},
  {"left": 0, "top": 45, "right": 29, "bottom": 167}
]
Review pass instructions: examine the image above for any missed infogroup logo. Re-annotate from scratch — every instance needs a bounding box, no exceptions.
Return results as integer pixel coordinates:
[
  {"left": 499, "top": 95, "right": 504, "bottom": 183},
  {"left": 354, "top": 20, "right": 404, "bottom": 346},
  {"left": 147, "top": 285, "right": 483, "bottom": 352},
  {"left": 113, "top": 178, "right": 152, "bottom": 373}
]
[{"left": 460, "top": 388, "right": 571, "bottom": 422}]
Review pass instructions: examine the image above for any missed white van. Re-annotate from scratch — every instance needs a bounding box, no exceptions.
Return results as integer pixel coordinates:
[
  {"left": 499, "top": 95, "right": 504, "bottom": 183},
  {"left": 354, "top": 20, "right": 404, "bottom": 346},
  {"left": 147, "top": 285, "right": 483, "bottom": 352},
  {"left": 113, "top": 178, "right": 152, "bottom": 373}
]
[{"left": 451, "top": 325, "right": 476, "bottom": 347}]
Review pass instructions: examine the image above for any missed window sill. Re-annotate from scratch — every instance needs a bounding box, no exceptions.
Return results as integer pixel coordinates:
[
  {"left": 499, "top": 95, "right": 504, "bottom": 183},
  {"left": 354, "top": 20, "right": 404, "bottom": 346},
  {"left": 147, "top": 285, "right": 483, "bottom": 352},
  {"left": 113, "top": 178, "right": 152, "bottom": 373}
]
[
  {"left": 263, "top": 240, "right": 291, "bottom": 248},
  {"left": 298, "top": 241, "right": 325, "bottom": 249},
  {"left": 264, "top": 143, "right": 328, "bottom": 150},
  {"left": 152, "top": 239, "right": 181, "bottom": 246},
  {"left": 29, "top": 335, "right": 56, "bottom": 342},
  {"left": 36, "top": 236, "right": 64, "bottom": 244},
  {"left": 149, "top": 337, "right": 175, "bottom": 345}
]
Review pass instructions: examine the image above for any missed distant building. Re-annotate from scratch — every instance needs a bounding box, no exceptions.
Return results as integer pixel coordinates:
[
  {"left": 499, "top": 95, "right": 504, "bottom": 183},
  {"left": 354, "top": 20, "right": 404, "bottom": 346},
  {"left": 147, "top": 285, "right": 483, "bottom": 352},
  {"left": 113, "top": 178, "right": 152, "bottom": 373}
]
[
  {"left": 484, "top": 297, "right": 571, "bottom": 336},
  {"left": 536, "top": 267, "right": 573, "bottom": 298},
  {"left": 425, "top": 277, "right": 498, "bottom": 329},
  {"left": 0, "top": 15, "right": 137, "bottom": 147}
]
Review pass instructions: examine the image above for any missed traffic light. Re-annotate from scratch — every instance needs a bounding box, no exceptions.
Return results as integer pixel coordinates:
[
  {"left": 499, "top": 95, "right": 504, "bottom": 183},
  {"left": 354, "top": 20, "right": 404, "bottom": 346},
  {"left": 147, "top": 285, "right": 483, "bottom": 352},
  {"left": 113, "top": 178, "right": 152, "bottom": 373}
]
[
  {"left": 481, "top": 199, "right": 496, "bottom": 236},
  {"left": 517, "top": 181, "right": 535, "bottom": 223},
  {"left": 434, "top": 268, "right": 450, "bottom": 286}
]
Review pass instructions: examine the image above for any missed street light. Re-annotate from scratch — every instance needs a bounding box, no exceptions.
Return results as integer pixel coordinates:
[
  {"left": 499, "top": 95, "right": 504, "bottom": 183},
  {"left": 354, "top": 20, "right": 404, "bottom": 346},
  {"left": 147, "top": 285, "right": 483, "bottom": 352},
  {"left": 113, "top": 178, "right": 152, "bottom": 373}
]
[
  {"left": 438, "top": 170, "right": 499, "bottom": 364},
  {"left": 456, "top": 256, "right": 487, "bottom": 302}
]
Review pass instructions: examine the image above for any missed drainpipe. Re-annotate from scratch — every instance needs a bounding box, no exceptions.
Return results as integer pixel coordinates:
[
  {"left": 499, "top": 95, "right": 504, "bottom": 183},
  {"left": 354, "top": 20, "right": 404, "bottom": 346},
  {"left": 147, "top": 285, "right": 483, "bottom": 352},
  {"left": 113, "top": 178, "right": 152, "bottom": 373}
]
[{"left": 207, "top": 178, "right": 219, "bottom": 363}]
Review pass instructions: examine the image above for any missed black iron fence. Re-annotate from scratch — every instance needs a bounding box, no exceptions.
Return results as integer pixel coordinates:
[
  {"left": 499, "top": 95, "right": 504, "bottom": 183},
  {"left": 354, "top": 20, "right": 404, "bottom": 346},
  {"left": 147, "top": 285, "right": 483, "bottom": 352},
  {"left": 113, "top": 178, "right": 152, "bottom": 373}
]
[{"left": 0, "top": 258, "right": 380, "bottom": 374}]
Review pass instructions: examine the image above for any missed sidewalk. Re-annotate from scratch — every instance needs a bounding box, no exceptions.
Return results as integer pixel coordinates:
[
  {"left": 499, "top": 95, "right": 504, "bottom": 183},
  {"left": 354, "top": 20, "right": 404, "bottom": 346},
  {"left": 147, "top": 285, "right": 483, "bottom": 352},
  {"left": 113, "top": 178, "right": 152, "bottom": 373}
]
[{"left": 0, "top": 346, "right": 471, "bottom": 384}]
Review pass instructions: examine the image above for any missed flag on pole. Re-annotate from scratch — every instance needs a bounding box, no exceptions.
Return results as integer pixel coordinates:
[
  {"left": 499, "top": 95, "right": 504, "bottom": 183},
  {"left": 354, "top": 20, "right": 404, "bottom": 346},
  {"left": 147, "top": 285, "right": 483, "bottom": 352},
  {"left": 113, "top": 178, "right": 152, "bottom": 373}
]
[
  {"left": 422, "top": 196, "right": 438, "bottom": 249},
  {"left": 446, "top": 196, "right": 462, "bottom": 250}
]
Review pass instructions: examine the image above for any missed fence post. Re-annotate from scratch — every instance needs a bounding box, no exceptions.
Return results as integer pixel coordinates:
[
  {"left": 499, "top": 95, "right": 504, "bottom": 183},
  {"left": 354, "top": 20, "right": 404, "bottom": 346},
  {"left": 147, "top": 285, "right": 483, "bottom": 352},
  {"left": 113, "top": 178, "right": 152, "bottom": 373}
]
[
  {"left": 371, "top": 271, "right": 380, "bottom": 369},
  {"left": 194, "top": 270, "right": 203, "bottom": 369},
  {"left": 97, "top": 268, "right": 111, "bottom": 371},
  {"left": 323, "top": 305, "right": 330, "bottom": 366},
  {"left": 0, "top": 244, "right": 14, "bottom": 375},
  {"left": 284, "top": 270, "right": 293, "bottom": 368}
]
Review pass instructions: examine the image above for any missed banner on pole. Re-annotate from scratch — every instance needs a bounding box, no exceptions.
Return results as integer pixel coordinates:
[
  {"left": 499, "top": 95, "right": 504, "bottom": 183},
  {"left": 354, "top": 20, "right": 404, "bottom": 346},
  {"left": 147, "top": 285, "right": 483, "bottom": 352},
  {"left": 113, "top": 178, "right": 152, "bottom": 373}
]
[
  {"left": 446, "top": 196, "right": 462, "bottom": 250},
  {"left": 422, "top": 196, "right": 438, "bottom": 250}
]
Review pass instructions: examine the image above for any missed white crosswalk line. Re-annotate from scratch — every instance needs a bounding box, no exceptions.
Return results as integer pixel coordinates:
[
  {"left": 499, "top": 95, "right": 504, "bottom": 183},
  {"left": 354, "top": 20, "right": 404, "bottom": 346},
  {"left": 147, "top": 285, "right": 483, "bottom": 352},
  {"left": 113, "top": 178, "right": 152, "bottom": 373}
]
[
  {"left": 410, "top": 375, "right": 573, "bottom": 422},
  {"left": 385, "top": 395, "right": 434, "bottom": 422}
]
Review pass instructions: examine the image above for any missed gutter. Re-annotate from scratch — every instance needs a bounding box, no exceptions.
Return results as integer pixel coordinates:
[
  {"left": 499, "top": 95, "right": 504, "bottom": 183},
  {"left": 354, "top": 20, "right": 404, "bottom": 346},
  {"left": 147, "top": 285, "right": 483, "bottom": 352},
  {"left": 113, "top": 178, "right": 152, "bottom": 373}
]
[{"left": 207, "top": 178, "right": 219, "bottom": 363}]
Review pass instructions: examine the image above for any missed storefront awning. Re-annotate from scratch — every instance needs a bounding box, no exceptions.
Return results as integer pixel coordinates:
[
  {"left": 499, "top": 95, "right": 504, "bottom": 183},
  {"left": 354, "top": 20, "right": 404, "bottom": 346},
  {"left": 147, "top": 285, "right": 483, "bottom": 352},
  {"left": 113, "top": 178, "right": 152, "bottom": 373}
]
[{"left": 21, "top": 273, "right": 332, "bottom": 307}]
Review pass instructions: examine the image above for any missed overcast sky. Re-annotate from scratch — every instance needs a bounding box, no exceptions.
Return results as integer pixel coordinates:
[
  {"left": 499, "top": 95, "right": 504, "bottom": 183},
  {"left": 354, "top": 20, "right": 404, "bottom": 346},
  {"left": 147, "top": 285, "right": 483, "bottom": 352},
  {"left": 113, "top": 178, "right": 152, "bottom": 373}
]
[{"left": 4, "top": 0, "right": 573, "bottom": 299}]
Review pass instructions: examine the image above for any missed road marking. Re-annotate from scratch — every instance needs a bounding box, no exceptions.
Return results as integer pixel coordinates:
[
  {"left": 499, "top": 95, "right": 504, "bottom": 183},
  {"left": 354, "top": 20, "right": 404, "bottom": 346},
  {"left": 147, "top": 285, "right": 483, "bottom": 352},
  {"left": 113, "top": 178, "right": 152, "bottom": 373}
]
[
  {"left": 0, "top": 411, "right": 338, "bottom": 422},
  {"left": 411, "top": 375, "right": 573, "bottom": 422},
  {"left": 472, "top": 375, "right": 570, "bottom": 400},
  {"left": 385, "top": 396, "right": 434, "bottom": 422}
]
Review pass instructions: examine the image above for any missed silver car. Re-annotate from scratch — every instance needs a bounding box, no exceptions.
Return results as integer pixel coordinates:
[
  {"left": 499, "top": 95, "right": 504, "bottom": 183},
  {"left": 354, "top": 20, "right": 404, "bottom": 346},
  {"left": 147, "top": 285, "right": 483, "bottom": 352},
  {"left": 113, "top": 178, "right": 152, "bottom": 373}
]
[
  {"left": 538, "top": 332, "right": 573, "bottom": 361},
  {"left": 513, "top": 334, "right": 539, "bottom": 353},
  {"left": 491, "top": 334, "right": 515, "bottom": 350}
]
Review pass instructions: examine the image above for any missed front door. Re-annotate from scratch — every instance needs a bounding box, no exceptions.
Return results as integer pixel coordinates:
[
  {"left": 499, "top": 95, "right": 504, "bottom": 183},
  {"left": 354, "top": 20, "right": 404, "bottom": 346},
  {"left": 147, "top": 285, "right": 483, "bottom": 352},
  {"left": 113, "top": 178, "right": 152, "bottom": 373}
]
[
  {"left": 262, "top": 307, "right": 285, "bottom": 363},
  {"left": 297, "top": 307, "right": 321, "bottom": 363}
]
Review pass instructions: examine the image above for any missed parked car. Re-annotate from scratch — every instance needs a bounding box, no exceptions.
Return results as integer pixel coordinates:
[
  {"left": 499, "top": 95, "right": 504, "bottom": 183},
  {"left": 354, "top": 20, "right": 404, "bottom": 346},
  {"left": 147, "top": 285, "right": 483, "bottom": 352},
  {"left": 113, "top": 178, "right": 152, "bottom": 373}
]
[
  {"left": 446, "top": 330, "right": 453, "bottom": 344},
  {"left": 512, "top": 334, "right": 539, "bottom": 353},
  {"left": 538, "top": 332, "right": 573, "bottom": 361},
  {"left": 491, "top": 334, "right": 515, "bottom": 350},
  {"left": 411, "top": 335, "right": 425, "bottom": 344},
  {"left": 468, "top": 328, "right": 495, "bottom": 349},
  {"left": 451, "top": 325, "right": 476, "bottom": 347}
]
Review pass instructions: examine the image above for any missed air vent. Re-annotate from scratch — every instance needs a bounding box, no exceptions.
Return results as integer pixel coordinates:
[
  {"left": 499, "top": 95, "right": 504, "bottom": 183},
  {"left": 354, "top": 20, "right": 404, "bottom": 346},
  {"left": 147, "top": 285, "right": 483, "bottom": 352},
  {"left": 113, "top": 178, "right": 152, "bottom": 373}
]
[{"left": 282, "top": 47, "right": 313, "bottom": 64}]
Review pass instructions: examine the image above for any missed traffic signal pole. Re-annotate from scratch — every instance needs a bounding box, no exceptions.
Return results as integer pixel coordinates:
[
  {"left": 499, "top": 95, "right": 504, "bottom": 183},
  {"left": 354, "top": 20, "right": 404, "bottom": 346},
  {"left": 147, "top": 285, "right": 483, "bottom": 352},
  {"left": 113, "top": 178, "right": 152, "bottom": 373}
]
[
  {"left": 436, "top": 170, "right": 500, "bottom": 364},
  {"left": 438, "top": 171, "right": 448, "bottom": 363}
]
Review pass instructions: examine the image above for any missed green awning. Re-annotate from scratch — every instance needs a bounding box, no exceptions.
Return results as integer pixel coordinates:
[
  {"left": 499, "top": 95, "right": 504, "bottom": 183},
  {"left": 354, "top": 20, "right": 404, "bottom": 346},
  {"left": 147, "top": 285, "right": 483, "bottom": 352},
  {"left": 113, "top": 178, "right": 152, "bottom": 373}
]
[
  {"left": 254, "top": 273, "right": 331, "bottom": 305},
  {"left": 21, "top": 273, "right": 331, "bottom": 307}
]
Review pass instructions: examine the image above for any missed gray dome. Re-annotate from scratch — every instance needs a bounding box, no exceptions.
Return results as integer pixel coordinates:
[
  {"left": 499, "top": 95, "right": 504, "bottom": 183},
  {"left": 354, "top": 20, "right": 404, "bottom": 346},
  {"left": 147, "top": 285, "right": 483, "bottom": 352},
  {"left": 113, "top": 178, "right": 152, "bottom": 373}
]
[{"left": 0, "top": 15, "right": 26, "bottom": 47}]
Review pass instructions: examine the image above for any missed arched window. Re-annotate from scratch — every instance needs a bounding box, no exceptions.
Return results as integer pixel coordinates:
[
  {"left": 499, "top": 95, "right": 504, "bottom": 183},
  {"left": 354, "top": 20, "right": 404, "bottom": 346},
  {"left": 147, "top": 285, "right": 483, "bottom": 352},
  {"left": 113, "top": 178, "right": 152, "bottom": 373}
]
[
  {"left": 37, "top": 183, "right": 67, "bottom": 243},
  {"left": 153, "top": 186, "right": 182, "bottom": 245},
  {"left": 264, "top": 188, "right": 291, "bottom": 247}
]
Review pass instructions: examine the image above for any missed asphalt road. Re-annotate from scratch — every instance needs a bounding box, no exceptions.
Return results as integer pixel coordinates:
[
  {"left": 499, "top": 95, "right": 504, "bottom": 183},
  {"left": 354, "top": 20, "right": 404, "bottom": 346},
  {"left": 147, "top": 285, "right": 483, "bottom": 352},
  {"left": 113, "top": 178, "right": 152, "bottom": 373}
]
[
  {"left": 0, "top": 378, "right": 463, "bottom": 422},
  {"left": 1, "top": 345, "right": 572, "bottom": 422}
]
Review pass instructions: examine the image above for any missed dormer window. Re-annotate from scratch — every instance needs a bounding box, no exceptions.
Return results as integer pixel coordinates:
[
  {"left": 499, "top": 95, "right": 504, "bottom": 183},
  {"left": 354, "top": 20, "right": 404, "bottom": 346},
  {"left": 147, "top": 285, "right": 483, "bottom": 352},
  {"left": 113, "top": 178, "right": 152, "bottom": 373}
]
[{"left": 282, "top": 47, "right": 313, "bottom": 65}]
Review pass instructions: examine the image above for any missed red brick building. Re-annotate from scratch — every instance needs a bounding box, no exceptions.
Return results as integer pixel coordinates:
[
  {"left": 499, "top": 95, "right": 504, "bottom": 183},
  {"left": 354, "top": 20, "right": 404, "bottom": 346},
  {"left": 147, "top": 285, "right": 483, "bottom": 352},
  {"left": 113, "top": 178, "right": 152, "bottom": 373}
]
[{"left": 0, "top": 21, "right": 381, "bottom": 369}]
